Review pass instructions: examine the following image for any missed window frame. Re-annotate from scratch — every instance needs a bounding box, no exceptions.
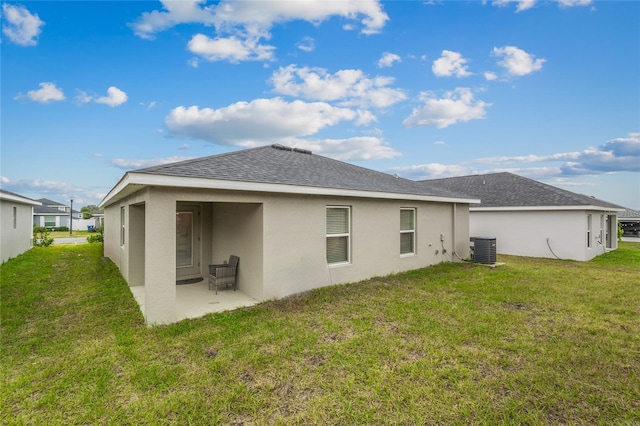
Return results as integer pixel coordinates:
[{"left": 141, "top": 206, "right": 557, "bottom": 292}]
[
  {"left": 13, "top": 206, "right": 17, "bottom": 229},
  {"left": 326, "top": 206, "right": 351, "bottom": 265},
  {"left": 400, "top": 208, "right": 416, "bottom": 256},
  {"left": 120, "top": 206, "right": 126, "bottom": 247},
  {"left": 44, "top": 216, "right": 56, "bottom": 228},
  {"left": 586, "top": 214, "right": 592, "bottom": 248}
]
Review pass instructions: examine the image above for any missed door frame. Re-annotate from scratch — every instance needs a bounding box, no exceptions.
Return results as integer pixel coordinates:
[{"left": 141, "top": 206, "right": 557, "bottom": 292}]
[{"left": 176, "top": 203, "right": 202, "bottom": 280}]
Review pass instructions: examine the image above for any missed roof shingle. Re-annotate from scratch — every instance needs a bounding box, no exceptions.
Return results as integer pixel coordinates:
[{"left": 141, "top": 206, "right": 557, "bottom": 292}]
[
  {"left": 421, "top": 172, "right": 624, "bottom": 209},
  {"left": 135, "top": 144, "right": 471, "bottom": 200}
]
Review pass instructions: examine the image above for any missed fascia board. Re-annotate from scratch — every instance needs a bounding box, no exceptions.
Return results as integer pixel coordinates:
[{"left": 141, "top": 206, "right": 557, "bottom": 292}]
[
  {"left": 471, "top": 205, "right": 626, "bottom": 212},
  {"left": 0, "top": 192, "right": 41, "bottom": 206},
  {"left": 105, "top": 172, "right": 480, "bottom": 205}
]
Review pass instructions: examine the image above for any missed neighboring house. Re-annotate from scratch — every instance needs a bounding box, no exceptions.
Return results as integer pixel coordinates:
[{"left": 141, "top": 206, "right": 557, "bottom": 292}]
[
  {"left": 100, "top": 144, "right": 478, "bottom": 324},
  {"left": 422, "top": 172, "right": 625, "bottom": 261},
  {"left": 0, "top": 190, "right": 41, "bottom": 263},
  {"left": 33, "top": 198, "right": 81, "bottom": 229},
  {"left": 618, "top": 209, "right": 640, "bottom": 237}
]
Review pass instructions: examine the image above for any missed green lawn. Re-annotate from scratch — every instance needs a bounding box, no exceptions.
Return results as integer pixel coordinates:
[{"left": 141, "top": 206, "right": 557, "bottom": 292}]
[{"left": 2, "top": 243, "right": 639, "bottom": 424}]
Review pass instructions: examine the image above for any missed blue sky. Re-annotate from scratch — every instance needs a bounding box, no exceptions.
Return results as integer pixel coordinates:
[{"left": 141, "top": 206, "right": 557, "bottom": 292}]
[{"left": 2, "top": 0, "right": 639, "bottom": 210}]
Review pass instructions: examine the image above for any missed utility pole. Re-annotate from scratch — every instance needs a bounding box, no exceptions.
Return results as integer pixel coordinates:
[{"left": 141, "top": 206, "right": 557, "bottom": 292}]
[{"left": 70, "top": 198, "right": 74, "bottom": 236}]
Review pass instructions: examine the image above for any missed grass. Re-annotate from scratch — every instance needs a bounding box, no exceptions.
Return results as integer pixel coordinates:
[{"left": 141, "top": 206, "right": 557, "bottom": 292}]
[
  {"left": 1, "top": 242, "right": 639, "bottom": 424},
  {"left": 47, "top": 230, "right": 91, "bottom": 238}
]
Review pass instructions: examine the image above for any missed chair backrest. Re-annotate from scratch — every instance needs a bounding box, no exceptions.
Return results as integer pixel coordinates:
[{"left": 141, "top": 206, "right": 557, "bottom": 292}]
[{"left": 228, "top": 255, "right": 239, "bottom": 271}]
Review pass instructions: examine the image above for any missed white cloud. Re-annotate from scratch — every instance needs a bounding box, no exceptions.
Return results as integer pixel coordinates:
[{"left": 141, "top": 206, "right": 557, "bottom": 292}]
[
  {"left": 0, "top": 177, "right": 103, "bottom": 205},
  {"left": 131, "top": 0, "right": 388, "bottom": 62},
  {"left": 75, "top": 90, "right": 93, "bottom": 105},
  {"left": 111, "top": 156, "right": 195, "bottom": 170},
  {"left": 475, "top": 152, "right": 582, "bottom": 164},
  {"left": 2, "top": 3, "right": 45, "bottom": 46},
  {"left": 403, "top": 88, "right": 490, "bottom": 129},
  {"left": 187, "top": 32, "right": 275, "bottom": 63},
  {"left": 378, "top": 52, "right": 401, "bottom": 68},
  {"left": 388, "top": 163, "right": 469, "bottom": 180},
  {"left": 165, "top": 97, "right": 375, "bottom": 146},
  {"left": 130, "top": 0, "right": 217, "bottom": 40},
  {"left": 492, "top": 0, "right": 592, "bottom": 11},
  {"left": 270, "top": 65, "right": 406, "bottom": 109},
  {"left": 281, "top": 136, "right": 400, "bottom": 161},
  {"left": 296, "top": 36, "right": 315, "bottom": 52},
  {"left": 492, "top": 46, "right": 545, "bottom": 76},
  {"left": 558, "top": 0, "right": 593, "bottom": 7},
  {"left": 95, "top": 86, "right": 128, "bottom": 107},
  {"left": 16, "top": 82, "right": 65, "bottom": 104},
  {"left": 432, "top": 50, "right": 471, "bottom": 77},
  {"left": 475, "top": 133, "right": 640, "bottom": 175},
  {"left": 484, "top": 71, "right": 498, "bottom": 81},
  {"left": 140, "top": 101, "right": 157, "bottom": 110},
  {"left": 492, "top": 0, "right": 536, "bottom": 12}
]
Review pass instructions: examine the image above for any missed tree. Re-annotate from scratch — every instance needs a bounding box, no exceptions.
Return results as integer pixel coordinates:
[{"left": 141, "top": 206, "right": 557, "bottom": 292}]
[{"left": 81, "top": 205, "right": 100, "bottom": 219}]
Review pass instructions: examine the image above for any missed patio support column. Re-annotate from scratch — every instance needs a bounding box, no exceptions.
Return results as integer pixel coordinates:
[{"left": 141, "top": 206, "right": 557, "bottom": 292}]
[{"left": 144, "top": 194, "right": 176, "bottom": 324}]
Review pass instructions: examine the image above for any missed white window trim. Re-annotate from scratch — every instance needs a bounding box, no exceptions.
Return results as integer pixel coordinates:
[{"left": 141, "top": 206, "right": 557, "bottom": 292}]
[
  {"left": 586, "top": 214, "right": 592, "bottom": 248},
  {"left": 120, "top": 206, "right": 126, "bottom": 247},
  {"left": 400, "top": 208, "right": 416, "bottom": 256},
  {"left": 326, "top": 206, "right": 351, "bottom": 266}
]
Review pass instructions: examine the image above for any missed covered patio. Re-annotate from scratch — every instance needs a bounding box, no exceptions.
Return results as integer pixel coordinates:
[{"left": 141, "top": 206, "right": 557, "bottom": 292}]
[{"left": 129, "top": 280, "right": 259, "bottom": 322}]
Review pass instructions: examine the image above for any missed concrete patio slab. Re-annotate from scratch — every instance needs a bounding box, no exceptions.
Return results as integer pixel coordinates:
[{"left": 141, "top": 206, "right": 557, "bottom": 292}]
[{"left": 129, "top": 279, "right": 259, "bottom": 323}]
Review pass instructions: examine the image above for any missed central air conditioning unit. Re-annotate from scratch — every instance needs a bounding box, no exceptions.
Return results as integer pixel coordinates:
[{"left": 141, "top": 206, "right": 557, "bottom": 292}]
[{"left": 470, "top": 237, "right": 497, "bottom": 264}]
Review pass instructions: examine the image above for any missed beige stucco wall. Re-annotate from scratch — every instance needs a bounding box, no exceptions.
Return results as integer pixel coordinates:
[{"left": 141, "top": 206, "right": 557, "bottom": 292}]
[
  {"left": 103, "top": 186, "right": 470, "bottom": 324},
  {"left": 261, "top": 194, "right": 468, "bottom": 299},
  {"left": 1, "top": 200, "right": 34, "bottom": 263},
  {"left": 470, "top": 209, "right": 616, "bottom": 261}
]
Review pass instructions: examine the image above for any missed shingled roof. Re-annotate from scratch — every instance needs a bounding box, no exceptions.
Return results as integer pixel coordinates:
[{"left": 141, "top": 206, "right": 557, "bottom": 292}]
[
  {"left": 421, "top": 172, "right": 625, "bottom": 210},
  {"left": 102, "top": 144, "right": 477, "bottom": 206}
]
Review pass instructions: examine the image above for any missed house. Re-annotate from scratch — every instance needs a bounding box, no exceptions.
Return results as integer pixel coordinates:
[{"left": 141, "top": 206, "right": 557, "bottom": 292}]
[
  {"left": 422, "top": 172, "right": 625, "bottom": 261},
  {"left": 0, "top": 190, "right": 41, "bottom": 263},
  {"left": 33, "top": 198, "right": 81, "bottom": 229},
  {"left": 100, "top": 144, "right": 478, "bottom": 324},
  {"left": 618, "top": 209, "right": 640, "bottom": 238}
]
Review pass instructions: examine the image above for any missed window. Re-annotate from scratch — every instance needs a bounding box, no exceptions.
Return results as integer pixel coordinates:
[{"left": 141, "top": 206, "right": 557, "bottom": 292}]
[
  {"left": 44, "top": 216, "right": 56, "bottom": 227},
  {"left": 400, "top": 208, "right": 416, "bottom": 255},
  {"left": 13, "top": 207, "right": 17, "bottom": 229},
  {"left": 326, "top": 206, "right": 350, "bottom": 264},
  {"left": 586, "top": 214, "right": 592, "bottom": 248},
  {"left": 120, "top": 206, "right": 126, "bottom": 247}
]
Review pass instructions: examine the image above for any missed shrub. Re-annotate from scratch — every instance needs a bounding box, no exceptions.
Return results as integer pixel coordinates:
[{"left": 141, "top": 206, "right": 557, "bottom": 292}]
[
  {"left": 87, "top": 225, "right": 104, "bottom": 243},
  {"left": 618, "top": 222, "right": 624, "bottom": 241},
  {"left": 33, "top": 226, "right": 54, "bottom": 247}
]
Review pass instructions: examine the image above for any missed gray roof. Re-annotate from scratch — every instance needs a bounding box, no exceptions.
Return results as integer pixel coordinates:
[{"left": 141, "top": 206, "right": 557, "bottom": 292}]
[
  {"left": 37, "top": 198, "right": 66, "bottom": 207},
  {"left": 34, "top": 198, "right": 79, "bottom": 215},
  {"left": 0, "top": 189, "right": 41, "bottom": 205},
  {"left": 135, "top": 144, "right": 471, "bottom": 200},
  {"left": 421, "top": 172, "right": 625, "bottom": 209},
  {"left": 619, "top": 209, "right": 640, "bottom": 219}
]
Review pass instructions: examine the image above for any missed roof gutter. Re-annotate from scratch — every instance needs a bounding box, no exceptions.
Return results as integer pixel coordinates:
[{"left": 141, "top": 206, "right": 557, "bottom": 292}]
[{"left": 471, "top": 205, "right": 625, "bottom": 212}]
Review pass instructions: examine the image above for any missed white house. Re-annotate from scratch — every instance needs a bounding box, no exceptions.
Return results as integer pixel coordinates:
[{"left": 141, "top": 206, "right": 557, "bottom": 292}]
[
  {"left": 100, "top": 144, "right": 478, "bottom": 324},
  {"left": 423, "top": 172, "right": 625, "bottom": 261},
  {"left": 0, "top": 190, "right": 41, "bottom": 263},
  {"left": 33, "top": 198, "right": 81, "bottom": 229},
  {"left": 618, "top": 209, "right": 640, "bottom": 238}
]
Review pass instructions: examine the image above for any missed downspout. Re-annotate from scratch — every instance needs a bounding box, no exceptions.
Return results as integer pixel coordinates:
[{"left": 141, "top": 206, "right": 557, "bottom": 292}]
[{"left": 452, "top": 203, "right": 457, "bottom": 261}]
